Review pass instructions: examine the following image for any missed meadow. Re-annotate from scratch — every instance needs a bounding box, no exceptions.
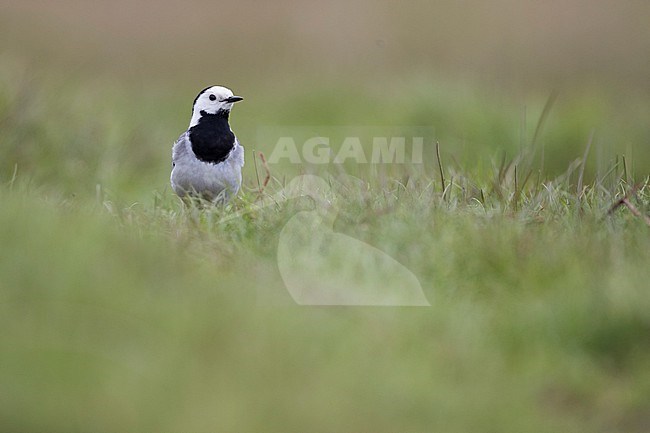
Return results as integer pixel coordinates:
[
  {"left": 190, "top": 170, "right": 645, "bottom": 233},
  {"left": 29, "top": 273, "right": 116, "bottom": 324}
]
[{"left": 1, "top": 2, "right": 650, "bottom": 432}]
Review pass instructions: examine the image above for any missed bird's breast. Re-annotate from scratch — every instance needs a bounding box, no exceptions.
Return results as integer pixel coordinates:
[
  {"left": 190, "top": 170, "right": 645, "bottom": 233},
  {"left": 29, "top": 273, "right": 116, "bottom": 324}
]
[{"left": 188, "top": 115, "right": 235, "bottom": 164}]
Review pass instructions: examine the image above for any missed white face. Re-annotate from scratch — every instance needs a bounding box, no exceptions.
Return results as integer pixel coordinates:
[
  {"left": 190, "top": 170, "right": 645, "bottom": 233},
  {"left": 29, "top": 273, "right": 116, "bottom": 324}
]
[{"left": 190, "top": 85, "right": 243, "bottom": 127}]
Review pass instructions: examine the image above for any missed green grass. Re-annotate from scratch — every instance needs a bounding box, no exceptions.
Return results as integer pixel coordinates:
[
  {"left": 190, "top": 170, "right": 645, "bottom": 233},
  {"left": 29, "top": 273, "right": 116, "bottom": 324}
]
[{"left": 1, "top": 55, "right": 650, "bottom": 433}]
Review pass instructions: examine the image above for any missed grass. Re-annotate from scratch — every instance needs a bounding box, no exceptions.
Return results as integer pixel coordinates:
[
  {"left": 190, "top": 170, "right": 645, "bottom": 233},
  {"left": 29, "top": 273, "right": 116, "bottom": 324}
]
[{"left": 1, "top": 51, "right": 650, "bottom": 433}]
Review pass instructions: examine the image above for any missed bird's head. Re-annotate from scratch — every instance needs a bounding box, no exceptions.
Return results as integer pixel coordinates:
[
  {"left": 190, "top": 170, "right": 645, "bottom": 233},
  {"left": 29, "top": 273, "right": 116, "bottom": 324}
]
[{"left": 190, "top": 85, "right": 243, "bottom": 127}]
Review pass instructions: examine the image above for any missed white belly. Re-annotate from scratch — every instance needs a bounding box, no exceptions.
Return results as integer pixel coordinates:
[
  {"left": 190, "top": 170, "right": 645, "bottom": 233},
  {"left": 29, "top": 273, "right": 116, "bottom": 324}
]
[{"left": 171, "top": 138, "right": 244, "bottom": 202}]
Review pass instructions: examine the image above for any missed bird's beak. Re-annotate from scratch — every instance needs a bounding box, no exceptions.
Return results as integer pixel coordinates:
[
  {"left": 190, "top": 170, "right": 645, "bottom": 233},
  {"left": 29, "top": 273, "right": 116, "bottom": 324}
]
[{"left": 224, "top": 96, "right": 244, "bottom": 103}]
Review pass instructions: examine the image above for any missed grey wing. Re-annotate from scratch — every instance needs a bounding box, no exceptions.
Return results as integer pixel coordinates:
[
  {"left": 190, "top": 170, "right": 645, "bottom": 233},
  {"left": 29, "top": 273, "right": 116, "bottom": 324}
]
[
  {"left": 233, "top": 136, "right": 245, "bottom": 168},
  {"left": 171, "top": 131, "right": 191, "bottom": 168}
]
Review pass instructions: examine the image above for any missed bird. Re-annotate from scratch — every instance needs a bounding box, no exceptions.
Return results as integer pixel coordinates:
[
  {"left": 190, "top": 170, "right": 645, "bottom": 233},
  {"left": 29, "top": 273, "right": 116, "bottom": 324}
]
[{"left": 170, "top": 85, "right": 244, "bottom": 203}]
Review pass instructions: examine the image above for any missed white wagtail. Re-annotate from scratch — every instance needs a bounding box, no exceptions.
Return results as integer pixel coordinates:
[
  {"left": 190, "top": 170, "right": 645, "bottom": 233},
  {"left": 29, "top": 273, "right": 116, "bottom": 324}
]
[{"left": 170, "top": 85, "right": 244, "bottom": 202}]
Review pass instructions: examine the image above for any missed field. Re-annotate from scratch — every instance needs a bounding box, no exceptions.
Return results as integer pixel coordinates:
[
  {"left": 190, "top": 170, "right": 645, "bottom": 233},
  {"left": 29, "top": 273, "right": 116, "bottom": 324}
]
[{"left": 1, "top": 2, "right": 650, "bottom": 432}]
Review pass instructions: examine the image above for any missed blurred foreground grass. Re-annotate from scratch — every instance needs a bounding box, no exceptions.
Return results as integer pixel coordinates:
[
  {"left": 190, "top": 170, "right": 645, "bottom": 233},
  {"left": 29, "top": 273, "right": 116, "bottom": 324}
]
[
  {"left": 1, "top": 24, "right": 650, "bottom": 433},
  {"left": 1, "top": 162, "right": 649, "bottom": 432}
]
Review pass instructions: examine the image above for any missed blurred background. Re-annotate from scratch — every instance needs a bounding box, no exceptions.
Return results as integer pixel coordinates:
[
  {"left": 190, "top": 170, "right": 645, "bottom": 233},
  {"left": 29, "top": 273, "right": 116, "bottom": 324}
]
[
  {"left": 1, "top": 0, "right": 650, "bottom": 200},
  {"left": 1, "top": 2, "right": 650, "bottom": 432},
  {"left": 4, "top": 0, "right": 650, "bottom": 85}
]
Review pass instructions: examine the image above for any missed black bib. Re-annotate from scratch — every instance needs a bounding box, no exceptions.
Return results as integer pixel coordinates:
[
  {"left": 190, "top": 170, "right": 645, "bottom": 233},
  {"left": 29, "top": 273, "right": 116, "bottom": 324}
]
[{"left": 189, "top": 110, "right": 235, "bottom": 164}]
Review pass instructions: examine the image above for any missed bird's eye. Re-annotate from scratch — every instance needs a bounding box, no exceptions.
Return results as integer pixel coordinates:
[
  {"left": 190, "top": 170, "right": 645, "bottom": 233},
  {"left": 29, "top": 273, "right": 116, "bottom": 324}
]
[{"left": 209, "top": 94, "right": 217, "bottom": 101}]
